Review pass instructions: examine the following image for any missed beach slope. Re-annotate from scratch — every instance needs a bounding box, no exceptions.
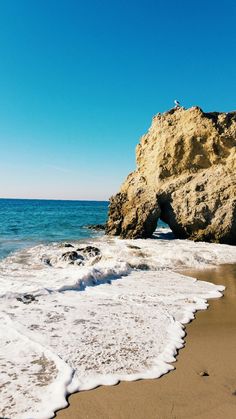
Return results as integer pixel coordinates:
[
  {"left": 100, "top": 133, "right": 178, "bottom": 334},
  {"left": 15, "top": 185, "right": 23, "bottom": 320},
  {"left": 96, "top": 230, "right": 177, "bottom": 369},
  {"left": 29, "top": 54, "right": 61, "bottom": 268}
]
[{"left": 56, "top": 264, "right": 236, "bottom": 419}]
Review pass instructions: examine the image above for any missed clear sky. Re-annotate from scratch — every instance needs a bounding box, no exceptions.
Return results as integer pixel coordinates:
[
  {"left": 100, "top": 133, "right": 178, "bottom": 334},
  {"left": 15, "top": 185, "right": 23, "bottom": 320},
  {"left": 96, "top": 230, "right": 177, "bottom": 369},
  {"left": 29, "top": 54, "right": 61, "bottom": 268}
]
[{"left": 0, "top": 0, "right": 235, "bottom": 200}]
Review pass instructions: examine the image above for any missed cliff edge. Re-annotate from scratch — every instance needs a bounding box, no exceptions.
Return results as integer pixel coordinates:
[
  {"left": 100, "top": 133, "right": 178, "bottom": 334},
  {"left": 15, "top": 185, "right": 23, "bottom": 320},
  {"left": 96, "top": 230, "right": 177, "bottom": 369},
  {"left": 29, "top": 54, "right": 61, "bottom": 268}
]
[{"left": 106, "top": 106, "right": 236, "bottom": 244}]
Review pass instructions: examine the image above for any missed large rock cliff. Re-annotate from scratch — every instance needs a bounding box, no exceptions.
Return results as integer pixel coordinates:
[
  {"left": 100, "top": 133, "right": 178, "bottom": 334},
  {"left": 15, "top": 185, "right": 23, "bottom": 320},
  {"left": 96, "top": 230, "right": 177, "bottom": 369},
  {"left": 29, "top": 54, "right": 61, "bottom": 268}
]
[{"left": 106, "top": 107, "right": 236, "bottom": 244}]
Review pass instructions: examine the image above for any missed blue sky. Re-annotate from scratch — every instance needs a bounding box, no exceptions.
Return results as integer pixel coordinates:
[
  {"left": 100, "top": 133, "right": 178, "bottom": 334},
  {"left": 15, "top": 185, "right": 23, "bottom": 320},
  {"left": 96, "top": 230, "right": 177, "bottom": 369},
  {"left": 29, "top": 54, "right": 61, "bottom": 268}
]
[{"left": 0, "top": 0, "right": 235, "bottom": 200}]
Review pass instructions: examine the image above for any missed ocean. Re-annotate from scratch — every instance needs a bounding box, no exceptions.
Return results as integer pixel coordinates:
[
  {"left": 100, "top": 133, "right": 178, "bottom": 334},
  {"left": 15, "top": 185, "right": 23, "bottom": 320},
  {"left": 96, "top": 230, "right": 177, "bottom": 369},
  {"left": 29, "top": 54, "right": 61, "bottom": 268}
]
[
  {"left": 1, "top": 199, "right": 236, "bottom": 419},
  {"left": 0, "top": 199, "right": 109, "bottom": 260}
]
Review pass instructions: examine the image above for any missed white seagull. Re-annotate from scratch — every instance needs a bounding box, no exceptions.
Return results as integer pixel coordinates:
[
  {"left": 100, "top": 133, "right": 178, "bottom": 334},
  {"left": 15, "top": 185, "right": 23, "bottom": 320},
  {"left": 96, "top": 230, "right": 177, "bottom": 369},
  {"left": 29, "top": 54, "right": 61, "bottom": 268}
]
[{"left": 174, "top": 99, "right": 181, "bottom": 108}]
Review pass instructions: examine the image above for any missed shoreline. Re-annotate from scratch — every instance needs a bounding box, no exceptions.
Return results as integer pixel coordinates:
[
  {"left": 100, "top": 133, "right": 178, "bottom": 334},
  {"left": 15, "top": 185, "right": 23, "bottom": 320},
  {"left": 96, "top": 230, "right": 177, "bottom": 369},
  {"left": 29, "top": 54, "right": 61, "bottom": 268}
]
[{"left": 56, "top": 263, "right": 236, "bottom": 419}]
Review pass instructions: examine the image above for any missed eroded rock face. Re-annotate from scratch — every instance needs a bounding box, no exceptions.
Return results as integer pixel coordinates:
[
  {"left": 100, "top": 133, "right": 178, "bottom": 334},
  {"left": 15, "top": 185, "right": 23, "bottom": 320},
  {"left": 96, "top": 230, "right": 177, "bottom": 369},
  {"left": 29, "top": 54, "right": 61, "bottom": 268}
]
[{"left": 106, "top": 107, "right": 236, "bottom": 244}]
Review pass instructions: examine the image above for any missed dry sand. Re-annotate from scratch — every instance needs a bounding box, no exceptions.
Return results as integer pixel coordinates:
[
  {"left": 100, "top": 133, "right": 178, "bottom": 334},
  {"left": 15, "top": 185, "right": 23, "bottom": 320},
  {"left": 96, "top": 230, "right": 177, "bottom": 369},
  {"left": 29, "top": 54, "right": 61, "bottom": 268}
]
[{"left": 56, "top": 264, "right": 236, "bottom": 419}]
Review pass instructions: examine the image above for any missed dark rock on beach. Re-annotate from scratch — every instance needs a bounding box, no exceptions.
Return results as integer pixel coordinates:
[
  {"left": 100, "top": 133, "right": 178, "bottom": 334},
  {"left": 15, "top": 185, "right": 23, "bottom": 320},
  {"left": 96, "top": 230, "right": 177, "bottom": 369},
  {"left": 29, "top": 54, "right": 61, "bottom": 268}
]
[{"left": 199, "top": 371, "right": 209, "bottom": 377}]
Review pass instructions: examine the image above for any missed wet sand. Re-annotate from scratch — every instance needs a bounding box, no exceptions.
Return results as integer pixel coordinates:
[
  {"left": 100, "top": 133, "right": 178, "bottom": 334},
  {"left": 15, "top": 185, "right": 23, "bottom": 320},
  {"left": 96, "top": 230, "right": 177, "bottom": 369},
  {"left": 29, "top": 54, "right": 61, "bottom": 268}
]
[{"left": 56, "top": 264, "right": 236, "bottom": 419}]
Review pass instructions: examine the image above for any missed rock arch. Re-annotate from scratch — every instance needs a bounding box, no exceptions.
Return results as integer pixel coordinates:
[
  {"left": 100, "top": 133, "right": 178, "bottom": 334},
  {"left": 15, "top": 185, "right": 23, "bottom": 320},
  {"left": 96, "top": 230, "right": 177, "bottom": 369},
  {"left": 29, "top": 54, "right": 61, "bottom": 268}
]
[{"left": 106, "top": 107, "right": 236, "bottom": 245}]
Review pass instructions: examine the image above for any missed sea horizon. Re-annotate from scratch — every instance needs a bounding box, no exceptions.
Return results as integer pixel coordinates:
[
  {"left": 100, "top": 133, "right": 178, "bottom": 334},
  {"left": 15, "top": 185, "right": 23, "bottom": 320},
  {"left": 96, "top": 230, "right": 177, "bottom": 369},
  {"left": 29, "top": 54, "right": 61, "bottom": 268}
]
[{"left": 0, "top": 197, "right": 109, "bottom": 202}]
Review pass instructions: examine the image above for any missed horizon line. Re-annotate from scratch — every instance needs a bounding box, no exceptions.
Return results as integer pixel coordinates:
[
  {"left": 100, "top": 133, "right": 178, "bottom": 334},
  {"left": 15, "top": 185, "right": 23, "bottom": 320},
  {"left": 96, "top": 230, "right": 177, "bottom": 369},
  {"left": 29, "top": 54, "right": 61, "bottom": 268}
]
[{"left": 0, "top": 197, "right": 109, "bottom": 202}]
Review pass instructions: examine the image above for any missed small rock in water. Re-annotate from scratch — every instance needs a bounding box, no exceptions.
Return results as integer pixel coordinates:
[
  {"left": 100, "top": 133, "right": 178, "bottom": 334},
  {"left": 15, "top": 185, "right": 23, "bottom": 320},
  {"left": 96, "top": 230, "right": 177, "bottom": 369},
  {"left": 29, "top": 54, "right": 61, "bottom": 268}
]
[
  {"left": 17, "top": 294, "right": 36, "bottom": 304},
  {"left": 127, "top": 244, "right": 141, "bottom": 250},
  {"left": 77, "top": 246, "right": 101, "bottom": 257},
  {"left": 86, "top": 224, "right": 105, "bottom": 231},
  {"left": 129, "top": 263, "right": 150, "bottom": 271},
  {"left": 77, "top": 260, "right": 84, "bottom": 266},
  {"left": 64, "top": 243, "right": 74, "bottom": 248},
  {"left": 41, "top": 257, "right": 52, "bottom": 266},
  {"left": 62, "top": 251, "right": 84, "bottom": 262},
  {"left": 137, "top": 263, "right": 150, "bottom": 270},
  {"left": 199, "top": 370, "right": 209, "bottom": 377},
  {"left": 69, "top": 260, "right": 84, "bottom": 266}
]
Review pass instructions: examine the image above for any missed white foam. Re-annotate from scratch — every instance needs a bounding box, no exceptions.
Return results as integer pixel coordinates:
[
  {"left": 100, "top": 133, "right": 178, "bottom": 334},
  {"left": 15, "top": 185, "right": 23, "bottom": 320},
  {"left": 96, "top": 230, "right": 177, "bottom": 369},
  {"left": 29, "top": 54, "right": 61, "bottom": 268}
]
[
  {"left": 0, "top": 230, "right": 236, "bottom": 418},
  {"left": 0, "top": 313, "right": 73, "bottom": 419},
  {"left": 0, "top": 231, "right": 235, "bottom": 297}
]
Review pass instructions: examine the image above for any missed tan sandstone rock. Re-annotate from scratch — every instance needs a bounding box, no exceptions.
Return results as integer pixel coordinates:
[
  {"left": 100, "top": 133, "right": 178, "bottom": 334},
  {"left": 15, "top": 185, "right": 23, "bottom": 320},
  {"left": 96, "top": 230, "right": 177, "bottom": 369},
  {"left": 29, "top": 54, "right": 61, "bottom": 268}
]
[{"left": 106, "top": 106, "right": 236, "bottom": 244}]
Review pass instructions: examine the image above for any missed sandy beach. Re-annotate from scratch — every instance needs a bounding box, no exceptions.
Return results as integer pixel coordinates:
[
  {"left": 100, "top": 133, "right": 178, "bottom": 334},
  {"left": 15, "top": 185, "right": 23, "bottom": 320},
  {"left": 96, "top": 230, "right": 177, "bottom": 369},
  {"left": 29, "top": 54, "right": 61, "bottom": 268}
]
[{"left": 56, "top": 263, "right": 236, "bottom": 419}]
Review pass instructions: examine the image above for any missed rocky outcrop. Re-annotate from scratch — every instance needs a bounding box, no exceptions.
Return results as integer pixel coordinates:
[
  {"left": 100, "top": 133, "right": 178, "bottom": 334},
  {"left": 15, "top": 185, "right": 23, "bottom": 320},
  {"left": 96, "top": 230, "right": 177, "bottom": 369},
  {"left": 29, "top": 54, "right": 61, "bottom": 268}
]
[
  {"left": 106, "top": 107, "right": 236, "bottom": 244},
  {"left": 86, "top": 224, "right": 105, "bottom": 231}
]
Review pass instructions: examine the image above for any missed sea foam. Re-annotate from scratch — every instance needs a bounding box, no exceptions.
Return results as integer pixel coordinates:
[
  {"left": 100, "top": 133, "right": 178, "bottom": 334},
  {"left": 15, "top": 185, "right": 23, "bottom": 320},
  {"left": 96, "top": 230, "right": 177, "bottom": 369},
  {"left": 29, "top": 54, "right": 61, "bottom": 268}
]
[{"left": 0, "top": 229, "right": 236, "bottom": 418}]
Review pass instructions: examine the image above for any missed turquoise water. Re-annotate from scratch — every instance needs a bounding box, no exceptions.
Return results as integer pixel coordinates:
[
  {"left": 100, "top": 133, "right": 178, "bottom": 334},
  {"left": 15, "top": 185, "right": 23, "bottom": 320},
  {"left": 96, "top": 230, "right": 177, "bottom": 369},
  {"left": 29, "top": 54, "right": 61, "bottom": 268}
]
[{"left": 0, "top": 199, "right": 108, "bottom": 259}]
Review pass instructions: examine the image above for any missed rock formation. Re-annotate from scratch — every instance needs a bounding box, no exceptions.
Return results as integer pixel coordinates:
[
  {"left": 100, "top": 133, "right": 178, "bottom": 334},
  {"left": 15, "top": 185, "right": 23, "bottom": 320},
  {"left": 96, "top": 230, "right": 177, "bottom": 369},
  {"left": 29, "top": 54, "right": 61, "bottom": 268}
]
[{"left": 106, "top": 106, "right": 236, "bottom": 245}]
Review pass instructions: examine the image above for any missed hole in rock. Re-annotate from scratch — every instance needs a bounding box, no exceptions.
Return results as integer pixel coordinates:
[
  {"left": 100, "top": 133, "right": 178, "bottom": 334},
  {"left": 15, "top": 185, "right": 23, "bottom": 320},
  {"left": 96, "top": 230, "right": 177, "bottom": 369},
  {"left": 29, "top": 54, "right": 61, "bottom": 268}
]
[{"left": 152, "top": 219, "right": 175, "bottom": 240}]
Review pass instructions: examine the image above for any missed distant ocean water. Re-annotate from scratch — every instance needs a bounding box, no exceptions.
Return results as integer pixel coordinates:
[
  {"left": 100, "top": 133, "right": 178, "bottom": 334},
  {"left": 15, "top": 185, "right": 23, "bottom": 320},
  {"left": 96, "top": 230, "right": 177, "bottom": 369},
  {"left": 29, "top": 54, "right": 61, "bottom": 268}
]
[
  {"left": 0, "top": 199, "right": 108, "bottom": 259},
  {"left": 1, "top": 198, "right": 236, "bottom": 419}
]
